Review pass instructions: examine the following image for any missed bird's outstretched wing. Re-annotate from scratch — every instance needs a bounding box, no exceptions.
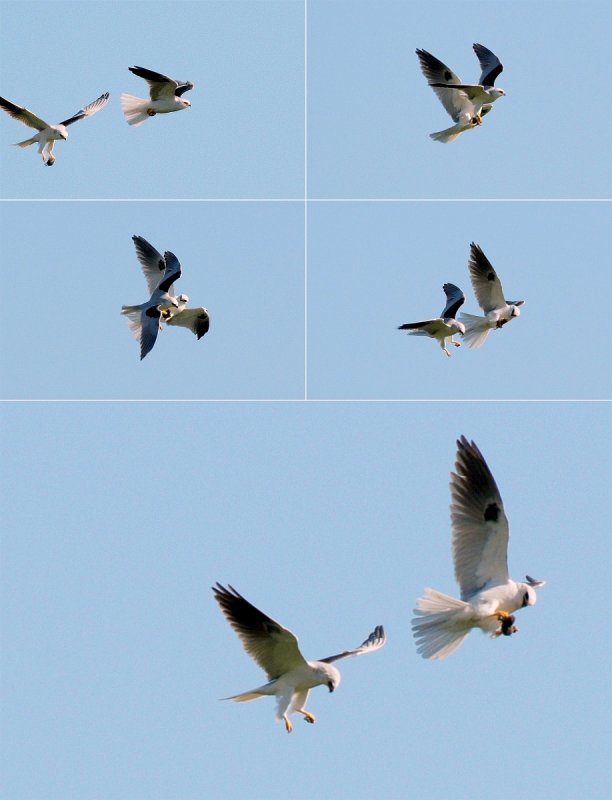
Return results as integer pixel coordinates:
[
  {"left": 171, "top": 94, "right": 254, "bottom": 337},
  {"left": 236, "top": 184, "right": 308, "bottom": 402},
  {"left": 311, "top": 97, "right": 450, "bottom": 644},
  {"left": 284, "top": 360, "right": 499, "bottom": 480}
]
[
  {"left": 158, "top": 251, "right": 182, "bottom": 295},
  {"left": 467, "top": 242, "right": 507, "bottom": 312},
  {"left": 132, "top": 235, "right": 166, "bottom": 296},
  {"left": 319, "top": 625, "right": 386, "bottom": 664},
  {"left": 441, "top": 283, "right": 465, "bottom": 319},
  {"left": 213, "top": 584, "right": 308, "bottom": 679},
  {"left": 59, "top": 92, "right": 110, "bottom": 126},
  {"left": 451, "top": 436, "right": 510, "bottom": 601},
  {"left": 473, "top": 43, "right": 503, "bottom": 87},
  {"left": 0, "top": 96, "right": 49, "bottom": 130},
  {"left": 128, "top": 66, "right": 193, "bottom": 100},
  {"left": 166, "top": 307, "right": 210, "bottom": 339},
  {"left": 398, "top": 319, "right": 446, "bottom": 336},
  {"left": 416, "top": 49, "right": 471, "bottom": 121}
]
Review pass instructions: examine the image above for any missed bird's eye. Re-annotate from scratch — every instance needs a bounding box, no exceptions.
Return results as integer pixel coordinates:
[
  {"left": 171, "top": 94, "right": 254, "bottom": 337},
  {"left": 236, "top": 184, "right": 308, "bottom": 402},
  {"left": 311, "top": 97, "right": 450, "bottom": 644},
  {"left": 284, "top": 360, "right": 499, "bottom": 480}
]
[{"left": 522, "top": 591, "right": 530, "bottom": 607}]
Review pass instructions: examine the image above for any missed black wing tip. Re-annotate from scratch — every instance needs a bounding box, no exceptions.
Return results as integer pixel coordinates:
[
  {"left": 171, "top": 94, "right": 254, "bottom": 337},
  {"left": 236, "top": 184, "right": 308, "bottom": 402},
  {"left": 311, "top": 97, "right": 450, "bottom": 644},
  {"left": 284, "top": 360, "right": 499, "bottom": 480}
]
[
  {"left": 455, "top": 436, "right": 487, "bottom": 471},
  {"left": 212, "top": 582, "right": 242, "bottom": 602},
  {"left": 196, "top": 315, "right": 210, "bottom": 339}
]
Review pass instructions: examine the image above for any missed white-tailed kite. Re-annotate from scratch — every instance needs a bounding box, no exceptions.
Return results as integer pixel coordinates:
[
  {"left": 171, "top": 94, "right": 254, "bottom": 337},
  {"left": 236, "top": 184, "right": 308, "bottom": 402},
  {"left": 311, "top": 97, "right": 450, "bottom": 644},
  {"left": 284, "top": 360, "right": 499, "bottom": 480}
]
[
  {"left": 0, "top": 92, "right": 109, "bottom": 165},
  {"left": 412, "top": 436, "right": 545, "bottom": 660},
  {"left": 213, "top": 583, "right": 386, "bottom": 733},
  {"left": 460, "top": 242, "right": 524, "bottom": 348},
  {"left": 398, "top": 283, "right": 466, "bottom": 357},
  {"left": 416, "top": 44, "right": 505, "bottom": 142},
  {"left": 121, "top": 66, "right": 193, "bottom": 126},
  {"left": 121, "top": 236, "right": 209, "bottom": 359}
]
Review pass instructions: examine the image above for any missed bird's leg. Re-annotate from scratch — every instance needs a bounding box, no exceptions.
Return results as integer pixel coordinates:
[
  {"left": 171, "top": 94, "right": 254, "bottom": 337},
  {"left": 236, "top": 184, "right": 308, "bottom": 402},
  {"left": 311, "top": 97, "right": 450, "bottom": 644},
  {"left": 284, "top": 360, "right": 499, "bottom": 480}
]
[
  {"left": 147, "top": 109, "right": 157, "bottom": 117},
  {"left": 444, "top": 347, "right": 451, "bottom": 357},
  {"left": 450, "top": 338, "right": 461, "bottom": 348},
  {"left": 283, "top": 716, "right": 293, "bottom": 734},
  {"left": 298, "top": 710, "right": 316, "bottom": 724}
]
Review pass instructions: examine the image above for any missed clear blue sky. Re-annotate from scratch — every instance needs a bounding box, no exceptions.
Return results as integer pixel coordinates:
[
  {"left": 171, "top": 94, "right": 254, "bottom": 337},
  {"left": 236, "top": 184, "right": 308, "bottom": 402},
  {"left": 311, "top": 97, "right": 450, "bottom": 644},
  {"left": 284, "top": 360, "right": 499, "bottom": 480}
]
[{"left": 1, "top": 1, "right": 611, "bottom": 800}]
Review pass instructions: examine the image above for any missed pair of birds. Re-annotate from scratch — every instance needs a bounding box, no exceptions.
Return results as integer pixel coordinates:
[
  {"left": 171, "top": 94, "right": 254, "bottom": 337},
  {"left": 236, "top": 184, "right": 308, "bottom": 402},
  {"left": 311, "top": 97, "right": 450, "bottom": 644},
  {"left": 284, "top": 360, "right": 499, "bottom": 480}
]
[
  {"left": 214, "top": 436, "right": 544, "bottom": 733},
  {"left": 0, "top": 66, "right": 192, "bottom": 165},
  {"left": 417, "top": 43, "right": 505, "bottom": 143},
  {"left": 398, "top": 242, "right": 524, "bottom": 357},
  {"left": 121, "top": 236, "right": 209, "bottom": 360}
]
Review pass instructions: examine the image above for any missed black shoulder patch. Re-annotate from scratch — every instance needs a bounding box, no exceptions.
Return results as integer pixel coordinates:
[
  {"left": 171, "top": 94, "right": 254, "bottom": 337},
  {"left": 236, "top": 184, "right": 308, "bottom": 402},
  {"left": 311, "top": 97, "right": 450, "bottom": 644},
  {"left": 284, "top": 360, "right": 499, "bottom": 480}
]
[
  {"left": 487, "top": 271, "right": 495, "bottom": 281},
  {"left": 484, "top": 502, "right": 500, "bottom": 521},
  {"left": 444, "top": 70, "right": 452, "bottom": 81},
  {"left": 145, "top": 306, "right": 161, "bottom": 319}
]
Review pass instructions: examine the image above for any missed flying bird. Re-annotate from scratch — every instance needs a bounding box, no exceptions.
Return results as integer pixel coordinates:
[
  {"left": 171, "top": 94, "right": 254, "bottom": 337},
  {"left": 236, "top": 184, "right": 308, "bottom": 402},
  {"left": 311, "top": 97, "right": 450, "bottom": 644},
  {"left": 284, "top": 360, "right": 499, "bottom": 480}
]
[
  {"left": 121, "top": 236, "right": 209, "bottom": 359},
  {"left": 416, "top": 43, "right": 505, "bottom": 142},
  {"left": 121, "top": 66, "right": 193, "bottom": 126},
  {"left": 213, "top": 583, "right": 386, "bottom": 733},
  {"left": 398, "top": 283, "right": 466, "bottom": 357},
  {"left": 460, "top": 242, "right": 524, "bottom": 348},
  {"left": 412, "top": 436, "right": 545, "bottom": 660},
  {"left": 0, "top": 92, "right": 109, "bottom": 165}
]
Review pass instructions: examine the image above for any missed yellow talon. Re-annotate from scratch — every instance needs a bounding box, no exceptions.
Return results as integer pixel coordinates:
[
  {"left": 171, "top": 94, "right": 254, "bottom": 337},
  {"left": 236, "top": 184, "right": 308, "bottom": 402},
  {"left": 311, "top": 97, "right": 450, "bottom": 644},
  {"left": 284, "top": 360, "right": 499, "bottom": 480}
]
[
  {"left": 284, "top": 718, "right": 293, "bottom": 734},
  {"left": 303, "top": 712, "right": 316, "bottom": 724}
]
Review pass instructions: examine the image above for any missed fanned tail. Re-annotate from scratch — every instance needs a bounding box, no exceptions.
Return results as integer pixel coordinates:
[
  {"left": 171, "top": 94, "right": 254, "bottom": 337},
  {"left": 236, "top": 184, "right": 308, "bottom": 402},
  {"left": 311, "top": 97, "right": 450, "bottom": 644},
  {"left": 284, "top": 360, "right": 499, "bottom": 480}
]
[
  {"left": 120, "top": 94, "right": 150, "bottom": 127},
  {"left": 412, "top": 588, "right": 472, "bottom": 660},
  {"left": 429, "top": 123, "right": 470, "bottom": 144},
  {"left": 459, "top": 313, "right": 492, "bottom": 348}
]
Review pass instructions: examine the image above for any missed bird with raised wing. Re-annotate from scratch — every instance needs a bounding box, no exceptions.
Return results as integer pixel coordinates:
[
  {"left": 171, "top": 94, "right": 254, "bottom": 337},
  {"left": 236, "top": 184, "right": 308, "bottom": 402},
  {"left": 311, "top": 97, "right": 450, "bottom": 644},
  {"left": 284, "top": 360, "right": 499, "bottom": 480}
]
[
  {"left": 412, "top": 436, "right": 545, "bottom": 660},
  {"left": 416, "top": 43, "right": 505, "bottom": 143},
  {"left": 121, "top": 236, "right": 209, "bottom": 359},
  {"left": 460, "top": 242, "right": 524, "bottom": 348},
  {"left": 398, "top": 283, "right": 465, "bottom": 357},
  {"left": 121, "top": 66, "right": 193, "bottom": 126},
  {"left": 213, "top": 583, "right": 386, "bottom": 732},
  {"left": 0, "top": 92, "right": 109, "bottom": 165}
]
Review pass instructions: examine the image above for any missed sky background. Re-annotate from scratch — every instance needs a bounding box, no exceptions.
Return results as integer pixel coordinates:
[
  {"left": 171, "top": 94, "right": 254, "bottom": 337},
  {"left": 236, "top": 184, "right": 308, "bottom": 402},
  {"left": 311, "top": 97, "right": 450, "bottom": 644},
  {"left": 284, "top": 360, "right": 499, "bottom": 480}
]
[
  {"left": 1, "top": 402, "right": 611, "bottom": 800},
  {"left": 1, "top": 1, "right": 611, "bottom": 800}
]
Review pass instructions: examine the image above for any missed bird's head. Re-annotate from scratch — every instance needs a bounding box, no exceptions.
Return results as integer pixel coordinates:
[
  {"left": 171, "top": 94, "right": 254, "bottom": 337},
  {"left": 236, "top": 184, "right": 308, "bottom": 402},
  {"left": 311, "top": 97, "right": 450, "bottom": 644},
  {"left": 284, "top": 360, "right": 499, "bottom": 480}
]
[
  {"left": 177, "top": 293, "right": 189, "bottom": 304},
  {"left": 511, "top": 305, "right": 521, "bottom": 318},
  {"left": 56, "top": 125, "right": 69, "bottom": 141},
  {"left": 520, "top": 576, "right": 546, "bottom": 607},
  {"left": 491, "top": 88, "right": 506, "bottom": 99},
  {"left": 181, "top": 99, "right": 192, "bottom": 109},
  {"left": 315, "top": 662, "right": 341, "bottom": 693}
]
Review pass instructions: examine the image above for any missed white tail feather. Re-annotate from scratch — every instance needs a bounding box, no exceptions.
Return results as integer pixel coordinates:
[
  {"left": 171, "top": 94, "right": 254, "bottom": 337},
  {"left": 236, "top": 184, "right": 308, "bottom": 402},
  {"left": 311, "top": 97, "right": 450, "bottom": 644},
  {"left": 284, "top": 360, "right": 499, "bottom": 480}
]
[
  {"left": 412, "top": 588, "right": 472, "bottom": 660},
  {"left": 14, "top": 136, "right": 38, "bottom": 148},
  {"left": 429, "top": 123, "right": 470, "bottom": 144},
  {"left": 224, "top": 690, "right": 265, "bottom": 703},
  {"left": 223, "top": 679, "right": 277, "bottom": 703},
  {"left": 120, "top": 94, "right": 150, "bottom": 127},
  {"left": 459, "top": 313, "right": 492, "bottom": 349}
]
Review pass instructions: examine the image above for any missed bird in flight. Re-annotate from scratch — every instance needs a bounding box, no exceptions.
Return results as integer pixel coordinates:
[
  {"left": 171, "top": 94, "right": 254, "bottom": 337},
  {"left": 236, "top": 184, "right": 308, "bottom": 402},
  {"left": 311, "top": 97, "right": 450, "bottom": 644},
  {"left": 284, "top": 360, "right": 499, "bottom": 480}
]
[
  {"left": 398, "top": 283, "right": 465, "bottom": 357},
  {"left": 460, "top": 242, "right": 524, "bottom": 348},
  {"left": 412, "top": 436, "right": 545, "bottom": 660},
  {"left": 213, "top": 583, "right": 386, "bottom": 732},
  {"left": 416, "top": 43, "right": 505, "bottom": 142},
  {"left": 121, "top": 66, "right": 194, "bottom": 126},
  {"left": 0, "top": 92, "right": 109, "bottom": 165},
  {"left": 121, "top": 236, "right": 209, "bottom": 359}
]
